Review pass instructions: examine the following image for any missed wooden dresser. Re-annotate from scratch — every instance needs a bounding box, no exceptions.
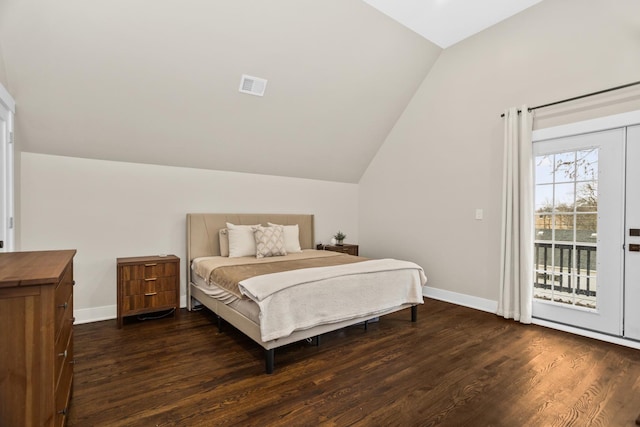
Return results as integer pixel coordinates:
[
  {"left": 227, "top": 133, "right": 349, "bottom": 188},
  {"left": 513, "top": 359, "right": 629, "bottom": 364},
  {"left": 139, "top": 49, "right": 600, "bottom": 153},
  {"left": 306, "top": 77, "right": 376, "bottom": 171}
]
[
  {"left": 0, "top": 249, "right": 76, "bottom": 427},
  {"left": 117, "top": 255, "right": 179, "bottom": 328}
]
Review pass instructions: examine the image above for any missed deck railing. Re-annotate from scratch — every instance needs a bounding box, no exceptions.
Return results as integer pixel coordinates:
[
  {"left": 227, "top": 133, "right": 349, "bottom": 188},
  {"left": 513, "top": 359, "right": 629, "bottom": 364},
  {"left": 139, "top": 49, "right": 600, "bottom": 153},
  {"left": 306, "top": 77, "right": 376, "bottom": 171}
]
[{"left": 534, "top": 242, "right": 596, "bottom": 297}]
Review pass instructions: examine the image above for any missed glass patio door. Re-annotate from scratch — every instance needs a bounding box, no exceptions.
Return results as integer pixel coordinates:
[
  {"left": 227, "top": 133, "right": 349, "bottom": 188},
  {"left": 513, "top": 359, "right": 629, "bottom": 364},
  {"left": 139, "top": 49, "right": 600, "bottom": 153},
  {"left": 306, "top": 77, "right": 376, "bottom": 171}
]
[{"left": 532, "top": 128, "right": 625, "bottom": 335}]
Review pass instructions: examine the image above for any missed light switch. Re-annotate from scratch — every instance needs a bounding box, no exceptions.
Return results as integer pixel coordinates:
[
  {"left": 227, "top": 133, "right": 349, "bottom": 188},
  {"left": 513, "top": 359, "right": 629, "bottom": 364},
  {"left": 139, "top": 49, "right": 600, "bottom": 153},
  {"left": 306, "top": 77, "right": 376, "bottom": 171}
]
[{"left": 475, "top": 209, "right": 483, "bottom": 220}]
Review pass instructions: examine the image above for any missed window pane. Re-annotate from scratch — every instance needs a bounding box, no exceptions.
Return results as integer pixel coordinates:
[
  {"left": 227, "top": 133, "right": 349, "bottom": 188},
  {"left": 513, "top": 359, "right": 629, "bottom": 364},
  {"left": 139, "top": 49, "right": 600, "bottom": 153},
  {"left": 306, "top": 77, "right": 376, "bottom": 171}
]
[
  {"left": 573, "top": 248, "right": 597, "bottom": 276},
  {"left": 575, "top": 149, "right": 598, "bottom": 181},
  {"left": 554, "top": 214, "right": 574, "bottom": 241},
  {"left": 553, "top": 273, "right": 572, "bottom": 303},
  {"left": 576, "top": 181, "right": 597, "bottom": 212},
  {"left": 553, "top": 245, "right": 573, "bottom": 271},
  {"left": 554, "top": 183, "right": 575, "bottom": 211},
  {"left": 576, "top": 214, "right": 597, "bottom": 243},
  {"left": 535, "top": 184, "right": 554, "bottom": 212},
  {"left": 554, "top": 152, "right": 576, "bottom": 183},
  {"left": 535, "top": 155, "right": 555, "bottom": 184},
  {"left": 535, "top": 214, "right": 553, "bottom": 240},
  {"left": 534, "top": 244, "right": 552, "bottom": 268}
]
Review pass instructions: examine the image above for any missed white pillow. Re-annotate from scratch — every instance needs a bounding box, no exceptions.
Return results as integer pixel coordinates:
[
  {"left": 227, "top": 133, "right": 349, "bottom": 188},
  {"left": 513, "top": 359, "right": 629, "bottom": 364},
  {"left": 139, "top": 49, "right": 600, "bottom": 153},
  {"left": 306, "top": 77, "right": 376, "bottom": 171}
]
[
  {"left": 226, "top": 223, "right": 258, "bottom": 257},
  {"left": 254, "top": 225, "right": 287, "bottom": 258},
  {"left": 268, "top": 222, "right": 302, "bottom": 253}
]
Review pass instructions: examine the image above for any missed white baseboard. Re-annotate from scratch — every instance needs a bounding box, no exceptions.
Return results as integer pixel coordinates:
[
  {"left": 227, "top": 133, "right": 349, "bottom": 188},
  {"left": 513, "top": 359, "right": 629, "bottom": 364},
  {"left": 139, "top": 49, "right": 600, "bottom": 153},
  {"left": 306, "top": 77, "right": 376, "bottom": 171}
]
[
  {"left": 423, "top": 286, "right": 498, "bottom": 314},
  {"left": 74, "top": 295, "right": 189, "bottom": 325},
  {"left": 74, "top": 305, "right": 116, "bottom": 324}
]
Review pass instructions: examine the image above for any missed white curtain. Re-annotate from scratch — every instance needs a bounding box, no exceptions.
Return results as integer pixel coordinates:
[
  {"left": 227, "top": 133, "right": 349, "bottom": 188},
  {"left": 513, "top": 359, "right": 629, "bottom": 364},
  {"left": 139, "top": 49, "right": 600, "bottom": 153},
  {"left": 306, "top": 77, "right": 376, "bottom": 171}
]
[{"left": 498, "top": 106, "right": 534, "bottom": 324}]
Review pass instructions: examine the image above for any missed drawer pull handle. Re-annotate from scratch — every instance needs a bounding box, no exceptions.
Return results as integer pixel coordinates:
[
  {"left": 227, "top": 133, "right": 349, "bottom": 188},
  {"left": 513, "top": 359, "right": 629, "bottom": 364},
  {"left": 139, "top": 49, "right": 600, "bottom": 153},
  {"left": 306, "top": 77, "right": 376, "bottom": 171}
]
[
  {"left": 58, "top": 408, "right": 67, "bottom": 416},
  {"left": 145, "top": 292, "right": 157, "bottom": 296},
  {"left": 58, "top": 302, "right": 68, "bottom": 309},
  {"left": 145, "top": 263, "right": 157, "bottom": 267},
  {"left": 58, "top": 350, "right": 68, "bottom": 358},
  {"left": 145, "top": 278, "right": 157, "bottom": 282}
]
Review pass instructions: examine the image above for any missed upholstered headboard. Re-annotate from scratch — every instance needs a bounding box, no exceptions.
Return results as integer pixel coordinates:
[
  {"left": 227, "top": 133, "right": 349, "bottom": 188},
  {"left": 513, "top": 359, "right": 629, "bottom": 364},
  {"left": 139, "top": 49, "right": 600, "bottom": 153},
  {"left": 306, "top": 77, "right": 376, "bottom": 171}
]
[{"left": 186, "top": 213, "right": 315, "bottom": 262}]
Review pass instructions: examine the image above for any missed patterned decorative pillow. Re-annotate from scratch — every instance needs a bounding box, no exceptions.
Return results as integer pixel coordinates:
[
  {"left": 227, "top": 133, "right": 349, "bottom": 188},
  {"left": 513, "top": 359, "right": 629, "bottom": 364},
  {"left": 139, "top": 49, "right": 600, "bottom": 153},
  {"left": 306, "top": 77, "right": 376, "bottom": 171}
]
[{"left": 254, "top": 225, "right": 287, "bottom": 258}]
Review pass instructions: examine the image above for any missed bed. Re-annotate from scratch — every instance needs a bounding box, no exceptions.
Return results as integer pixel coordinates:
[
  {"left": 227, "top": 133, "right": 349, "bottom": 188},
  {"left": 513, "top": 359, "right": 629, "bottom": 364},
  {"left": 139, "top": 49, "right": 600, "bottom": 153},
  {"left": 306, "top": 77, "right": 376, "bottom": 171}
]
[{"left": 186, "top": 213, "right": 426, "bottom": 373}]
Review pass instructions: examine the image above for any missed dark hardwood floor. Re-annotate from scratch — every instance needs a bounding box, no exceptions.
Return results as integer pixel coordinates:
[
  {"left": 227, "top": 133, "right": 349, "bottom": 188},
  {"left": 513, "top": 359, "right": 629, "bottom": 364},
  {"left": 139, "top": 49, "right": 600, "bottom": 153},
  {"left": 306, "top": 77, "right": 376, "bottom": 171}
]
[{"left": 67, "top": 299, "right": 640, "bottom": 426}]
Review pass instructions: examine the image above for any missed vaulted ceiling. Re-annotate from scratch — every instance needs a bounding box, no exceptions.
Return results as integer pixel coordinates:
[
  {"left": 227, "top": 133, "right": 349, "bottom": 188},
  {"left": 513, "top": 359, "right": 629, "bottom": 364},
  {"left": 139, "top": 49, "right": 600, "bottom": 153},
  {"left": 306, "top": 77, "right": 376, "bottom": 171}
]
[{"left": 0, "top": 0, "right": 539, "bottom": 183}]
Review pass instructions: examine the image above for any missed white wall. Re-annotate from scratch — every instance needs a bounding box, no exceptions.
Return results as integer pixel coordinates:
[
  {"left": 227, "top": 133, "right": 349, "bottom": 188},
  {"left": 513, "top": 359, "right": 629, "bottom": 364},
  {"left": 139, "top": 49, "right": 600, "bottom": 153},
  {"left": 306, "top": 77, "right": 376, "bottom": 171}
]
[
  {"left": 359, "top": 0, "right": 640, "bottom": 305},
  {"left": 20, "top": 153, "right": 358, "bottom": 323},
  {"left": 0, "top": 42, "right": 7, "bottom": 88}
]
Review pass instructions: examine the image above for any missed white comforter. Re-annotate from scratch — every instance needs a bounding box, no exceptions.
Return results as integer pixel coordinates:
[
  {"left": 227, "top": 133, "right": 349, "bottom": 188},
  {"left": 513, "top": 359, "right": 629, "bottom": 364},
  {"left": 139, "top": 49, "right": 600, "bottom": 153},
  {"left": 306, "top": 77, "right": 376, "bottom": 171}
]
[{"left": 238, "top": 258, "right": 427, "bottom": 341}]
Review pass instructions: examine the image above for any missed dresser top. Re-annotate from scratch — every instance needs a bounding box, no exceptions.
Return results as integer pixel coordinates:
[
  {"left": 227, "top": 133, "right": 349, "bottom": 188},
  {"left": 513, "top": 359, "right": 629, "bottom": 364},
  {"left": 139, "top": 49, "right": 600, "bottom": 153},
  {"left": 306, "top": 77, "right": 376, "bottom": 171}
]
[{"left": 0, "top": 250, "right": 76, "bottom": 288}]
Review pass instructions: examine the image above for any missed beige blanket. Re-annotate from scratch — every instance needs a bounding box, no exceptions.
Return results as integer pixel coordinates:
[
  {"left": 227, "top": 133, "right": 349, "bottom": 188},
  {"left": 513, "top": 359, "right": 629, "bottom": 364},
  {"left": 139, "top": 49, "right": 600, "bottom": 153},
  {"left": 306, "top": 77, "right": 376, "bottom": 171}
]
[
  {"left": 239, "top": 258, "right": 427, "bottom": 341},
  {"left": 195, "top": 250, "right": 366, "bottom": 299}
]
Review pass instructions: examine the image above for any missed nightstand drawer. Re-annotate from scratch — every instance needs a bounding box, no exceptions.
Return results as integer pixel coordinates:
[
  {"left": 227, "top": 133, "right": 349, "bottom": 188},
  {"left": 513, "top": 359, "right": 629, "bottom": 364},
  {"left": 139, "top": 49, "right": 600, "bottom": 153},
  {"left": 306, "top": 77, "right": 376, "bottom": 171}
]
[
  {"left": 120, "top": 262, "right": 177, "bottom": 281},
  {"left": 122, "top": 290, "right": 177, "bottom": 312},
  {"left": 121, "top": 276, "right": 176, "bottom": 297}
]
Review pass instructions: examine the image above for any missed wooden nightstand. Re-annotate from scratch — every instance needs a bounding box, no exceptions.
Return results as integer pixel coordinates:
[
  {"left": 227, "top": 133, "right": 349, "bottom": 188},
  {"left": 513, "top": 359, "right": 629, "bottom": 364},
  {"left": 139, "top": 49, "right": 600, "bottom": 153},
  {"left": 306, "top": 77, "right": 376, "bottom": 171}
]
[
  {"left": 117, "top": 255, "right": 179, "bottom": 328},
  {"left": 317, "top": 243, "right": 359, "bottom": 256}
]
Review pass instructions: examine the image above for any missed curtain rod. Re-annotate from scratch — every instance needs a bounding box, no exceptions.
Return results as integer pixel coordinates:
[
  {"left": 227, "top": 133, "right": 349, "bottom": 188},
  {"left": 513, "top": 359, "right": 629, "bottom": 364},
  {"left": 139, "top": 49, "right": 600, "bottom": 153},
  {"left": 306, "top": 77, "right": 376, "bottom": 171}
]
[{"left": 500, "top": 79, "right": 640, "bottom": 118}]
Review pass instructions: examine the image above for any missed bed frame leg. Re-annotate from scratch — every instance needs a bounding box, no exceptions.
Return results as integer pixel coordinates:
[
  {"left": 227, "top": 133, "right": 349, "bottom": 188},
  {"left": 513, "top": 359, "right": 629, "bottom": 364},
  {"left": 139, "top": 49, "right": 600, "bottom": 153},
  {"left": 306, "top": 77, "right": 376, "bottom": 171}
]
[
  {"left": 364, "top": 320, "right": 368, "bottom": 331},
  {"left": 316, "top": 335, "right": 321, "bottom": 346},
  {"left": 411, "top": 305, "right": 418, "bottom": 322},
  {"left": 217, "top": 315, "right": 223, "bottom": 332},
  {"left": 265, "top": 349, "right": 275, "bottom": 374}
]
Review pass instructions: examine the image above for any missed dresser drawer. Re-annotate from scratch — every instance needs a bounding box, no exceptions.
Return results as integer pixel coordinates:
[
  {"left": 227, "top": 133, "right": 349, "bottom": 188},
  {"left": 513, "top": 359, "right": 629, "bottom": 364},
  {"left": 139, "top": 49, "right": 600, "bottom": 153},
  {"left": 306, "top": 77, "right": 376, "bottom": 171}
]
[
  {"left": 54, "top": 266, "right": 73, "bottom": 335},
  {"left": 55, "top": 285, "right": 73, "bottom": 345},
  {"left": 54, "top": 340, "right": 73, "bottom": 427},
  {"left": 55, "top": 320, "right": 73, "bottom": 390}
]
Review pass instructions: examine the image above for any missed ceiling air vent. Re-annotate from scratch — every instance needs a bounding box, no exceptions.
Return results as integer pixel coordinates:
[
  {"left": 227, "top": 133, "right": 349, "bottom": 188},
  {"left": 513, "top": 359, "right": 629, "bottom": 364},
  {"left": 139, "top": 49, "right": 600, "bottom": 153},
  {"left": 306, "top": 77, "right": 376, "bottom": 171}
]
[{"left": 239, "top": 74, "right": 267, "bottom": 97}]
